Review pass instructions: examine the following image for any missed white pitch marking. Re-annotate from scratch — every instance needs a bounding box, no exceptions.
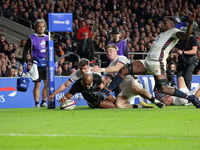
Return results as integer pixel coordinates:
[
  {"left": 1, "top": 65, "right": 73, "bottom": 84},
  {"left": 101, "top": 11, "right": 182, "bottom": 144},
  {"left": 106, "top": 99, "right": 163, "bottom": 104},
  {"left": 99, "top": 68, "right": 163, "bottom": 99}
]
[{"left": 0, "top": 133, "right": 200, "bottom": 140}]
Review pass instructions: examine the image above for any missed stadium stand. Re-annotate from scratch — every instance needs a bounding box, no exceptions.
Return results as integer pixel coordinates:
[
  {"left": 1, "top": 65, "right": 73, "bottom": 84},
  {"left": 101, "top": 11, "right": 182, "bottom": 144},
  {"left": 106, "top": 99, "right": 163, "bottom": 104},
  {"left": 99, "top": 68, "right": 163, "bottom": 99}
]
[{"left": 0, "top": 0, "right": 200, "bottom": 77}]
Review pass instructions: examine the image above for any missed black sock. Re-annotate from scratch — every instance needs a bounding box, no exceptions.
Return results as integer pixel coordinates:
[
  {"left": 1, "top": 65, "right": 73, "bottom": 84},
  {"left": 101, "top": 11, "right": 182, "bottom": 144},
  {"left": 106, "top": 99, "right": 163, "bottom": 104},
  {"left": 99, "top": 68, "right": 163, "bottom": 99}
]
[
  {"left": 41, "top": 100, "right": 46, "bottom": 104},
  {"left": 173, "top": 89, "right": 197, "bottom": 102},
  {"left": 132, "top": 104, "right": 138, "bottom": 108},
  {"left": 149, "top": 96, "right": 155, "bottom": 103},
  {"left": 35, "top": 102, "right": 39, "bottom": 105},
  {"left": 107, "top": 75, "right": 124, "bottom": 91},
  {"left": 173, "top": 88, "right": 187, "bottom": 98}
]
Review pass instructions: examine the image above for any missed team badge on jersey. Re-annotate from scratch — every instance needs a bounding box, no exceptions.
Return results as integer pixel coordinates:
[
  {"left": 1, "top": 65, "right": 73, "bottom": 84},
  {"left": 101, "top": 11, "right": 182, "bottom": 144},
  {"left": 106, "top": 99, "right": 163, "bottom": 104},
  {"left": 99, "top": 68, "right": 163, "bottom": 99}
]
[{"left": 40, "top": 40, "right": 46, "bottom": 48}]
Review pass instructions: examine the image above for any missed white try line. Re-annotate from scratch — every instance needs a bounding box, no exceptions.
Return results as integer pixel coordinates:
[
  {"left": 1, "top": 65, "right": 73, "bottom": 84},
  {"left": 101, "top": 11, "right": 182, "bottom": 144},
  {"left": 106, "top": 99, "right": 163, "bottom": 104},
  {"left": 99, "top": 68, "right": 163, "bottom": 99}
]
[
  {"left": 0, "top": 133, "right": 200, "bottom": 140},
  {"left": 0, "top": 108, "right": 35, "bottom": 111}
]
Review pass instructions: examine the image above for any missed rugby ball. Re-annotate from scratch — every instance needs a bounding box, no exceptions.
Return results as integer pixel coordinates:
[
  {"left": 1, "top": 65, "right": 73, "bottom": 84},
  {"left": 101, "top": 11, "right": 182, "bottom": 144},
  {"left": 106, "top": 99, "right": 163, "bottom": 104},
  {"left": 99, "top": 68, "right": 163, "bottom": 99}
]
[{"left": 60, "top": 100, "right": 76, "bottom": 110}]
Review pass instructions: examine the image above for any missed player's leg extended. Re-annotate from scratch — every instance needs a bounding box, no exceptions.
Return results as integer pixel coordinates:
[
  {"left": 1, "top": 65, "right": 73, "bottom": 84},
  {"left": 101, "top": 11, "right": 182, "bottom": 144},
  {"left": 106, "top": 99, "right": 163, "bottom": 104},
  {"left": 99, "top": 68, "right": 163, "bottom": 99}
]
[
  {"left": 131, "top": 79, "right": 165, "bottom": 108},
  {"left": 154, "top": 75, "right": 200, "bottom": 108},
  {"left": 105, "top": 60, "right": 147, "bottom": 94}
]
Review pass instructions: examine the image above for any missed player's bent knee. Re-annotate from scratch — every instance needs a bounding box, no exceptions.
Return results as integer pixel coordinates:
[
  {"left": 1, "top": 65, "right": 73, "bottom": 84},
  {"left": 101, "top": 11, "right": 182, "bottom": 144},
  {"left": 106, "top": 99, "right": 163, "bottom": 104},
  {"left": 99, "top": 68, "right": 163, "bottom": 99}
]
[
  {"left": 125, "top": 63, "right": 133, "bottom": 75},
  {"left": 131, "top": 83, "right": 143, "bottom": 95}
]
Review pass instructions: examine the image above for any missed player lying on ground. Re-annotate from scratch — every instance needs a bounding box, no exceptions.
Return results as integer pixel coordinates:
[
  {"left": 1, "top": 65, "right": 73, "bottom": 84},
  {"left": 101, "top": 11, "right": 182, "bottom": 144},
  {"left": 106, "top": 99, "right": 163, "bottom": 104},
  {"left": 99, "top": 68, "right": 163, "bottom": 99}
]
[
  {"left": 50, "top": 73, "right": 154, "bottom": 109},
  {"left": 92, "top": 44, "right": 165, "bottom": 108},
  {"left": 50, "top": 73, "right": 116, "bottom": 108},
  {"left": 92, "top": 11, "right": 200, "bottom": 108},
  {"left": 155, "top": 76, "right": 200, "bottom": 106},
  {"left": 49, "top": 58, "right": 95, "bottom": 100}
]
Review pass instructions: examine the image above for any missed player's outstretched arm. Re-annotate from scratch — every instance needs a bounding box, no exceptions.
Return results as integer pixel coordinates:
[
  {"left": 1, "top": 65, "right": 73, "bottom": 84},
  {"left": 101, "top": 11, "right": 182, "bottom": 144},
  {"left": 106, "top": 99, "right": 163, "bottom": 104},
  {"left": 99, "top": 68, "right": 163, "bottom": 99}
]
[
  {"left": 49, "top": 80, "right": 72, "bottom": 101},
  {"left": 92, "top": 63, "right": 124, "bottom": 74},
  {"left": 176, "top": 9, "right": 196, "bottom": 40}
]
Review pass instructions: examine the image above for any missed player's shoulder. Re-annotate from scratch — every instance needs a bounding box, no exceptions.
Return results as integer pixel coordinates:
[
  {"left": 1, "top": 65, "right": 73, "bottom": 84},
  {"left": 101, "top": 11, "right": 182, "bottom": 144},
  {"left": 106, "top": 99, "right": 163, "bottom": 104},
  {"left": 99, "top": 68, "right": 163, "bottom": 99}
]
[
  {"left": 117, "top": 55, "right": 129, "bottom": 62},
  {"left": 169, "top": 28, "right": 180, "bottom": 34}
]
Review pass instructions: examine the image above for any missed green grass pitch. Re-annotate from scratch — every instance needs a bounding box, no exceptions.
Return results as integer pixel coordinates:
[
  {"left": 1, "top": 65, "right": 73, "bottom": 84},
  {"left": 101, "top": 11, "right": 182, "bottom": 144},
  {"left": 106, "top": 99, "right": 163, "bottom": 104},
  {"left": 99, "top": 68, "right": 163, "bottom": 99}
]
[{"left": 0, "top": 105, "right": 200, "bottom": 150}]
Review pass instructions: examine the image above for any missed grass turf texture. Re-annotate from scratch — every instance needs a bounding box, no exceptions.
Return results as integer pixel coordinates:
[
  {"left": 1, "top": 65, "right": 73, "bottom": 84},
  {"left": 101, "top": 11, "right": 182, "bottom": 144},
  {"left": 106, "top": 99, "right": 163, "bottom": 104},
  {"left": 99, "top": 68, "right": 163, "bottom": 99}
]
[{"left": 0, "top": 105, "right": 200, "bottom": 150}]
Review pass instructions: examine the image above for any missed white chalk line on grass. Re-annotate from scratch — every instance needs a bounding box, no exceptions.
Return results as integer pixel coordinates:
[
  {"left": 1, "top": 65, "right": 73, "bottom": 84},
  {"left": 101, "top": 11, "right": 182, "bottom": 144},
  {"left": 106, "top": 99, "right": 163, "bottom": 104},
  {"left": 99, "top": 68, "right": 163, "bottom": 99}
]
[
  {"left": 0, "top": 133, "right": 200, "bottom": 140},
  {"left": 0, "top": 109, "right": 34, "bottom": 111}
]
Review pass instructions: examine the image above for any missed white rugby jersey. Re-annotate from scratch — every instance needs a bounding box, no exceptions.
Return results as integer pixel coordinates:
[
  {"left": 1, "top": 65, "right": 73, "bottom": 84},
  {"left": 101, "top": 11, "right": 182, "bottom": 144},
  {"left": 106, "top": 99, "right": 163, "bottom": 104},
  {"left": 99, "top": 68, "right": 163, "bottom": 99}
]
[
  {"left": 108, "top": 55, "right": 130, "bottom": 77},
  {"left": 147, "top": 28, "right": 180, "bottom": 62},
  {"left": 69, "top": 67, "right": 93, "bottom": 82},
  {"left": 107, "top": 55, "right": 134, "bottom": 85},
  {"left": 69, "top": 67, "right": 101, "bottom": 82}
]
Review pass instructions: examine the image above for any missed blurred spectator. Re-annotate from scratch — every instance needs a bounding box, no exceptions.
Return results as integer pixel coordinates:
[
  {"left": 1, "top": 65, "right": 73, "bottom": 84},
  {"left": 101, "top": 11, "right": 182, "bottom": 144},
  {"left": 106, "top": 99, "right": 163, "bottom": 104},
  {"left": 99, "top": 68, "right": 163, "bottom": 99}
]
[
  {"left": 64, "top": 39, "right": 78, "bottom": 62},
  {"left": 9, "top": 53, "right": 22, "bottom": 68},
  {"left": 13, "top": 43, "right": 19, "bottom": 51},
  {"left": 30, "top": 11, "right": 39, "bottom": 23},
  {"left": 2, "top": 43, "right": 9, "bottom": 56},
  {"left": 10, "top": 7, "right": 19, "bottom": 22},
  {"left": 61, "top": 61, "right": 71, "bottom": 76},
  {"left": 7, "top": 67, "right": 17, "bottom": 77},
  {"left": 17, "top": 65, "right": 27, "bottom": 77},
  {"left": 107, "top": 0, "right": 119, "bottom": 12},
  {"left": 2, "top": 3, "right": 10, "bottom": 19},
  {"left": 76, "top": 20, "right": 91, "bottom": 41},
  {"left": 0, "top": 64, "right": 9, "bottom": 77},
  {"left": 26, "top": 60, "right": 32, "bottom": 72},
  {"left": 78, "top": 32, "right": 95, "bottom": 61},
  {"left": 25, "top": 53, "right": 32, "bottom": 62},
  {"left": 17, "top": 4, "right": 26, "bottom": 18},
  {"left": 0, "top": 34, "right": 8, "bottom": 53},
  {"left": 55, "top": 65, "right": 62, "bottom": 76},
  {"left": 95, "top": 42, "right": 107, "bottom": 67},
  {"left": 15, "top": 40, "right": 26, "bottom": 64},
  {"left": 1, "top": 0, "right": 200, "bottom": 74},
  {"left": 68, "top": 61, "right": 73, "bottom": 71},
  {"left": 21, "top": 11, "right": 32, "bottom": 28},
  {"left": 7, "top": 43, "right": 15, "bottom": 56},
  {"left": 54, "top": 39, "right": 65, "bottom": 61},
  {"left": 128, "top": 53, "right": 134, "bottom": 62},
  {"left": 69, "top": 32, "right": 77, "bottom": 42},
  {"left": 57, "top": 58, "right": 65, "bottom": 69},
  {"left": 195, "top": 69, "right": 200, "bottom": 75}
]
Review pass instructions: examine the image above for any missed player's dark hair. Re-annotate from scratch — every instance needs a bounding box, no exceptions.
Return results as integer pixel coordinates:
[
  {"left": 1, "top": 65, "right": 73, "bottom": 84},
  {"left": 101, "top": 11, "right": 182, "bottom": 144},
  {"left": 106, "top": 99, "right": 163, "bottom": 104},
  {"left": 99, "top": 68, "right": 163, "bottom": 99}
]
[
  {"left": 78, "top": 58, "right": 90, "bottom": 67},
  {"left": 165, "top": 16, "right": 177, "bottom": 24}
]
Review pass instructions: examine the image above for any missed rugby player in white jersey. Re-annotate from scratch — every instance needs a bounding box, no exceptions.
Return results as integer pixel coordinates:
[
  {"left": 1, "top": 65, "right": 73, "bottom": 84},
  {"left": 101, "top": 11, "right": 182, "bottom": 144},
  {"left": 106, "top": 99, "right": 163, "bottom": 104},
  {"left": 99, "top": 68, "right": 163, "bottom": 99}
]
[
  {"left": 94, "top": 10, "right": 200, "bottom": 108},
  {"left": 92, "top": 44, "right": 165, "bottom": 108}
]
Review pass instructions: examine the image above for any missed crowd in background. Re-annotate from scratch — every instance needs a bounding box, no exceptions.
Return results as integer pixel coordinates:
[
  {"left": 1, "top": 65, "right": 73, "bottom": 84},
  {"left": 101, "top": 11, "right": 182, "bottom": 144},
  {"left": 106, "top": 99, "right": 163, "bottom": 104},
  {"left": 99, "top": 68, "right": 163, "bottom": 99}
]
[{"left": 1, "top": 0, "right": 200, "bottom": 77}]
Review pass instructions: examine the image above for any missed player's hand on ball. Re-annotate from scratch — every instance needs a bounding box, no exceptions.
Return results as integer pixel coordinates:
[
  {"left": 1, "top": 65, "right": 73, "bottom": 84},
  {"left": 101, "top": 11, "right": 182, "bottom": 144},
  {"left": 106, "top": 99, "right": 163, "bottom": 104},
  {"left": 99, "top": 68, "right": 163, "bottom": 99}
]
[{"left": 59, "top": 96, "right": 68, "bottom": 103}]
